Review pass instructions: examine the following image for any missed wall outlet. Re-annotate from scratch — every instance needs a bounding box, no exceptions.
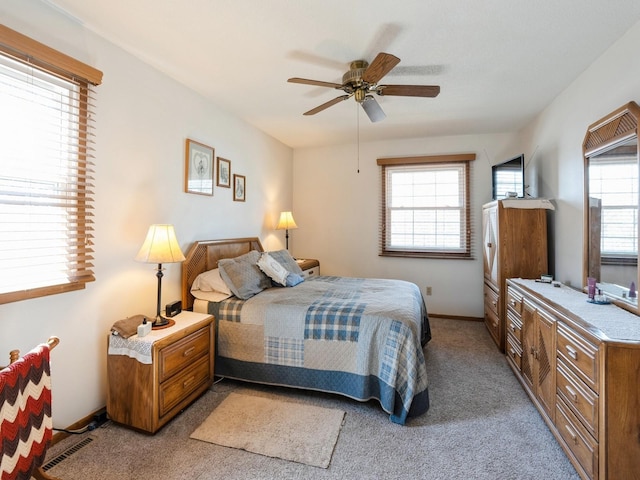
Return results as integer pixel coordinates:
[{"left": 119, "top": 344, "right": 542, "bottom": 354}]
[{"left": 426, "top": 286, "right": 432, "bottom": 296}]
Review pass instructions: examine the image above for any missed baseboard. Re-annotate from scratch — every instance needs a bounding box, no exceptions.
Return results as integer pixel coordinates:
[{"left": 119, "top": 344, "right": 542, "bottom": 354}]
[
  {"left": 51, "top": 406, "right": 107, "bottom": 446},
  {"left": 429, "top": 313, "right": 483, "bottom": 322}
]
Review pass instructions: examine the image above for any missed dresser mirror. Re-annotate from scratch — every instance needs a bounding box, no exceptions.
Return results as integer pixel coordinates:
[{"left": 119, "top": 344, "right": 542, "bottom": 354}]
[{"left": 583, "top": 101, "right": 640, "bottom": 314}]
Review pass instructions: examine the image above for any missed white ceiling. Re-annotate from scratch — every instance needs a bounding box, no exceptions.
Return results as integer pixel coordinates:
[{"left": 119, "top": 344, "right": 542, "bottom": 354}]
[{"left": 45, "top": 0, "right": 640, "bottom": 149}]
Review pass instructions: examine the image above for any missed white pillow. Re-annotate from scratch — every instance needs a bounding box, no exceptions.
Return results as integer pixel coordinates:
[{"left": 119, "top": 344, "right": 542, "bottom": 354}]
[
  {"left": 191, "top": 268, "right": 232, "bottom": 295},
  {"left": 257, "top": 252, "right": 289, "bottom": 286}
]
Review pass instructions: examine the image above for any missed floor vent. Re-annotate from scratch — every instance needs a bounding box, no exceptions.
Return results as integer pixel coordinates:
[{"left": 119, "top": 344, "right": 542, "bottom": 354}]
[{"left": 42, "top": 437, "right": 94, "bottom": 471}]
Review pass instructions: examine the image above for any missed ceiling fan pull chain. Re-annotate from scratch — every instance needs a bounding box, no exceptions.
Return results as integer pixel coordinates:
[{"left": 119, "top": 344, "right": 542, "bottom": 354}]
[{"left": 357, "top": 103, "right": 360, "bottom": 173}]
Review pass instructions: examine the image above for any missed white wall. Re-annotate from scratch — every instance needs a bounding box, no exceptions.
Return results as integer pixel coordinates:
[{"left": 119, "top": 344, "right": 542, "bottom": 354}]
[
  {"left": 293, "top": 19, "right": 640, "bottom": 319},
  {"left": 518, "top": 19, "right": 640, "bottom": 289},
  {"left": 0, "top": 0, "right": 293, "bottom": 427},
  {"left": 292, "top": 133, "right": 519, "bottom": 317},
  {"left": 3, "top": 0, "right": 640, "bottom": 430}
]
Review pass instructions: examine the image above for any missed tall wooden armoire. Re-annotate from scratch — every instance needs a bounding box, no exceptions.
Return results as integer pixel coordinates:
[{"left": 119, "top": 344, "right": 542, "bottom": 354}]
[{"left": 482, "top": 200, "right": 549, "bottom": 351}]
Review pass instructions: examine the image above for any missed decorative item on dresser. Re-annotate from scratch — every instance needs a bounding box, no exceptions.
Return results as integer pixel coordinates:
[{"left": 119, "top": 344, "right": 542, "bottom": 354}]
[
  {"left": 107, "top": 311, "right": 215, "bottom": 434},
  {"left": 482, "top": 199, "right": 553, "bottom": 351},
  {"left": 296, "top": 258, "right": 320, "bottom": 278},
  {"left": 506, "top": 278, "right": 640, "bottom": 480}
]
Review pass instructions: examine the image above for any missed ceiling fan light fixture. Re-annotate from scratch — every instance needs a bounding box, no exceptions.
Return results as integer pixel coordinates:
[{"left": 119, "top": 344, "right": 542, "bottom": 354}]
[{"left": 289, "top": 52, "right": 440, "bottom": 122}]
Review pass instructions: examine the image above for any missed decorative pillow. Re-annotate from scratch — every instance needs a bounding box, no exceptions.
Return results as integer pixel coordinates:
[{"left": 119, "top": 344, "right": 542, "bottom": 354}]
[
  {"left": 191, "top": 268, "right": 232, "bottom": 295},
  {"left": 257, "top": 252, "right": 289, "bottom": 286},
  {"left": 268, "top": 249, "right": 304, "bottom": 275},
  {"left": 285, "top": 273, "right": 305, "bottom": 287},
  {"left": 218, "top": 250, "right": 271, "bottom": 300}
]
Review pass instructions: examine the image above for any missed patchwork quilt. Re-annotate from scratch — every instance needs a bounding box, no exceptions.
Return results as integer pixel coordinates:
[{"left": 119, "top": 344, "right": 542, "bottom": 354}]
[{"left": 208, "top": 276, "right": 430, "bottom": 424}]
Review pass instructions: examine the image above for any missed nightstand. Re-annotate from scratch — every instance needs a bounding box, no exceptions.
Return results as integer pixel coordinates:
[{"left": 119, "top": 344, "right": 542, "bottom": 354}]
[
  {"left": 296, "top": 258, "right": 320, "bottom": 278},
  {"left": 107, "top": 311, "right": 214, "bottom": 433}
]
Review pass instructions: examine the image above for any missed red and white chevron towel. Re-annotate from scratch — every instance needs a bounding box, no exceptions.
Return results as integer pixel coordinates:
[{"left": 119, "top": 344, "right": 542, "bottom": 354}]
[{"left": 0, "top": 344, "right": 52, "bottom": 480}]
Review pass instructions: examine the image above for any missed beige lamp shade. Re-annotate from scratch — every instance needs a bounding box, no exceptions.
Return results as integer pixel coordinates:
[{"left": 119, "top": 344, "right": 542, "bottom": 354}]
[
  {"left": 135, "top": 224, "right": 186, "bottom": 264},
  {"left": 276, "top": 211, "right": 298, "bottom": 230}
]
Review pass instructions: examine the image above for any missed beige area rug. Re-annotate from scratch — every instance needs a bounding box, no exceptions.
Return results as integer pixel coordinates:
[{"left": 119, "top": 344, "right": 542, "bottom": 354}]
[{"left": 190, "top": 392, "right": 346, "bottom": 468}]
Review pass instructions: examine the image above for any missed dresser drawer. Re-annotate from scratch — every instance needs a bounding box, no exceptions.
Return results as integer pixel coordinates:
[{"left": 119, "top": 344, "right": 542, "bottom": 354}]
[
  {"left": 506, "top": 287, "right": 523, "bottom": 316},
  {"left": 557, "top": 323, "right": 599, "bottom": 390},
  {"left": 484, "top": 283, "right": 499, "bottom": 317},
  {"left": 506, "top": 311, "right": 523, "bottom": 343},
  {"left": 556, "top": 399, "right": 598, "bottom": 480},
  {"left": 159, "top": 355, "right": 211, "bottom": 417},
  {"left": 506, "top": 333, "right": 522, "bottom": 371},
  {"left": 158, "top": 327, "right": 210, "bottom": 382},
  {"left": 484, "top": 307, "right": 500, "bottom": 344},
  {"left": 557, "top": 360, "right": 598, "bottom": 437}
]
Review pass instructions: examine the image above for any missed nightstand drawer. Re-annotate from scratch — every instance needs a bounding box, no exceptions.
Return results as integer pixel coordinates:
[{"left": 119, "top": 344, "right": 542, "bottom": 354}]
[
  {"left": 158, "top": 327, "right": 210, "bottom": 382},
  {"left": 302, "top": 266, "right": 319, "bottom": 278},
  {"left": 159, "top": 355, "right": 211, "bottom": 416}
]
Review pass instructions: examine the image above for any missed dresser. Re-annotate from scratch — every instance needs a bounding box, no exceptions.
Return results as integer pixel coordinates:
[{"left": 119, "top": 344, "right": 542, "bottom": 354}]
[
  {"left": 107, "top": 311, "right": 215, "bottom": 433},
  {"left": 482, "top": 200, "right": 549, "bottom": 351},
  {"left": 506, "top": 278, "right": 640, "bottom": 480}
]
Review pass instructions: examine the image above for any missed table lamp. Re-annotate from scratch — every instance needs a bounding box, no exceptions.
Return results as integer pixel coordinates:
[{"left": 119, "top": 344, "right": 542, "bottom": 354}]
[
  {"left": 135, "top": 224, "right": 185, "bottom": 327},
  {"left": 276, "top": 211, "right": 298, "bottom": 250}
]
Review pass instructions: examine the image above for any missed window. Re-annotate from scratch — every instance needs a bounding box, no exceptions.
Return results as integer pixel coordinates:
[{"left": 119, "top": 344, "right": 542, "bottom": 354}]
[
  {"left": 0, "top": 26, "right": 102, "bottom": 304},
  {"left": 589, "top": 154, "right": 638, "bottom": 263},
  {"left": 378, "top": 154, "right": 475, "bottom": 259}
]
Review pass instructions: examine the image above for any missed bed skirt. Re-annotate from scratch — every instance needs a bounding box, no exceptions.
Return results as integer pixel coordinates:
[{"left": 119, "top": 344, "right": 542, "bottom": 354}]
[{"left": 215, "top": 356, "right": 429, "bottom": 425}]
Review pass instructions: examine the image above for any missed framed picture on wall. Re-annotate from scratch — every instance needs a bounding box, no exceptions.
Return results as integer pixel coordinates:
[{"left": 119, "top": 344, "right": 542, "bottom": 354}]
[
  {"left": 185, "top": 139, "right": 214, "bottom": 196},
  {"left": 217, "top": 157, "right": 231, "bottom": 188},
  {"left": 233, "top": 174, "right": 246, "bottom": 202}
]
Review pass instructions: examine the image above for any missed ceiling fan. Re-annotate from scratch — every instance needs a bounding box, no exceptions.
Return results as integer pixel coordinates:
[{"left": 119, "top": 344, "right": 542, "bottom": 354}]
[{"left": 288, "top": 52, "right": 440, "bottom": 123}]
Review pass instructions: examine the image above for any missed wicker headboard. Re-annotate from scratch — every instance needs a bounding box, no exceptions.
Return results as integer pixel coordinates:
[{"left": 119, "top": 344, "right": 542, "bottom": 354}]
[{"left": 181, "top": 237, "right": 264, "bottom": 311}]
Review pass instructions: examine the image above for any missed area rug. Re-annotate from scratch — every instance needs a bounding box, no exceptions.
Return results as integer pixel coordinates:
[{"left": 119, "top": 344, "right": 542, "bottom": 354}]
[{"left": 190, "top": 392, "right": 346, "bottom": 468}]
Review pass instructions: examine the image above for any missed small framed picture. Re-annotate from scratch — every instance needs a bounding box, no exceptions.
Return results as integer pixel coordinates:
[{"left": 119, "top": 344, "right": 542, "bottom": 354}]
[
  {"left": 217, "top": 157, "right": 231, "bottom": 188},
  {"left": 233, "top": 174, "right": 246, "bottom": 202},
  {"left": 185, "top": 139, "right": 214, "bottom": 196}
]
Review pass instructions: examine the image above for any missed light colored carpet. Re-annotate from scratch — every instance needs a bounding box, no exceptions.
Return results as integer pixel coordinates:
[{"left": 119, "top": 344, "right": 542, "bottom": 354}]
[
  {"left": 43, "top": 318, "right": 580, "bottom": 479},
  {"left": 190, "top": 391, "right": 345, "bottom": 468}
]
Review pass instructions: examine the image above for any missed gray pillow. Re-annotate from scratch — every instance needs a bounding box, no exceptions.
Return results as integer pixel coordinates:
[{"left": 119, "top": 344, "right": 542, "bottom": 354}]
[
  {"left": 268, "top": 249, "right": 304, "bottom": 275},
  {"left": 218, "top": 250, "right": 271, "bottom": 300}
]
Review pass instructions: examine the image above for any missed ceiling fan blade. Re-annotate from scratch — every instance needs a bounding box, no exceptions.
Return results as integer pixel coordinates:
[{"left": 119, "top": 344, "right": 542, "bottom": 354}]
[
  {"left": 303, "top": 95, "right": 351, "bottom": 115},
  {"left": 361, "top": 96, "right": 386, "bottom": 123},
  {"left": 377, "top": 85, "right": 441, "bottom": 97},
  {"left": 362, "top": 52, "right": 400, "bottom": 84},
  {"left": 288, "top": 77, "right": 343, "bottom": 89}
]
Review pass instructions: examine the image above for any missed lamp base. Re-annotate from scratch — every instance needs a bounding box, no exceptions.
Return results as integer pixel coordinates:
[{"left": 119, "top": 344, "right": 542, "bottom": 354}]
[{"left": 152, "top": 316, "right": 175, "bottom": 330}]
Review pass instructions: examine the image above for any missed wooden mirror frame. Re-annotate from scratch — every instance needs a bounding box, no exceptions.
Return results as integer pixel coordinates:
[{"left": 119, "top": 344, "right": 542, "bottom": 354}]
[{"left": 583, "top": 101, "right": 640, "bottom": 314}]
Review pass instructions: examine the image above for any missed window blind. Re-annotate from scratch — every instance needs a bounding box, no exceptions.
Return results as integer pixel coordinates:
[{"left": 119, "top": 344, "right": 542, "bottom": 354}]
[
  {"left": 589, "top": 155, "right": 638, "bottom": 257},
  {"left": 0, "top": 26, "right": 102, "bottom": 304},
  {"left": 378, "top": 154, "right": 475, "bottom": 259}
]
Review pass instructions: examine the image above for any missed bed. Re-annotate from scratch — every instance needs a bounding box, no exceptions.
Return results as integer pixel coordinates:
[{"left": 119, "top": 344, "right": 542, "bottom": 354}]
[{"left": 181, "top": 237, "right": 431, "bottom": 424}]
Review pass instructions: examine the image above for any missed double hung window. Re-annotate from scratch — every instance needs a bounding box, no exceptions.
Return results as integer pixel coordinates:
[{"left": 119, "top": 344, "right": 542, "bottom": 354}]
[
  {"left": 0, "top": 26, "right": 102, "bottom": 304},
  {"left": 378, "top": 154, "right": 475, "bottom": 259}
]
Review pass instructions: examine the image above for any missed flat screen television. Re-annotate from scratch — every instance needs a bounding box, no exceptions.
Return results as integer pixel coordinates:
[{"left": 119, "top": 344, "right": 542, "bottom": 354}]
[{"left": 492, "top": 154, "right": 525, "bottom": 199}]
